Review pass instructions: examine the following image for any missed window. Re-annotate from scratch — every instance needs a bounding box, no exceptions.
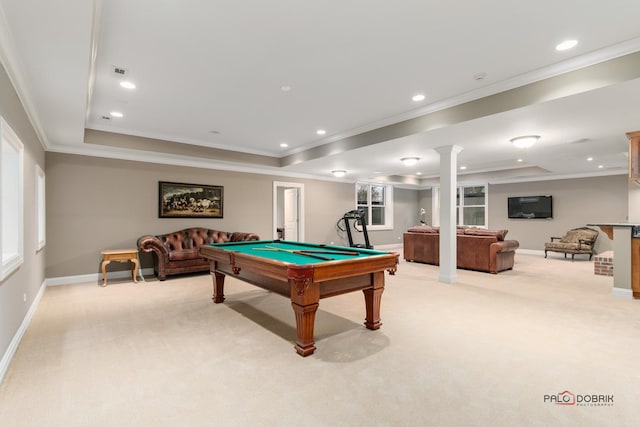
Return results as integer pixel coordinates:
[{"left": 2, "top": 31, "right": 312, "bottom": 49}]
[
  {"left": 35, "top": 164, "right": 45, "bottom": 251},
  {"left": 1, "top": 117, "right": 24, "bottom": 281},
  {"left": 457, "top": 185, "right": 487, "bottom": 227},
  {"left": 432, "top": 184, "right": 488, "bottom": 227},
  {"left": 356, "top": 183, "right": 394, "bottom": 230}
]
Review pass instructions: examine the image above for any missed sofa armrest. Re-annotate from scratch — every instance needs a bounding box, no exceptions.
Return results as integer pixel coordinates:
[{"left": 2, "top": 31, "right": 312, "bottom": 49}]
[
  {"left": 491, "top": 239, "right": 520, "bottom": 254},
  {"left": 550, "top": 236, "right": 562, "bottom": 242},
  {"left": 137, "top": 235, "right": 169, "bottom": 263},
  {"left": 229, "top": 232, "right": 260, "bottom": 242},
  {"left": 577, "top": 238, "right": 594, "bottom": 250},
  {"left": 488, "top": 239, "right": 519, "bottom": 273}
]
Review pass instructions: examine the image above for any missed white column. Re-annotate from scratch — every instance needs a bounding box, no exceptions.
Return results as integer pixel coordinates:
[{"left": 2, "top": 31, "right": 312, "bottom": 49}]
[{"left": 434, "top": 145, "right": 464, "bottom": 283}]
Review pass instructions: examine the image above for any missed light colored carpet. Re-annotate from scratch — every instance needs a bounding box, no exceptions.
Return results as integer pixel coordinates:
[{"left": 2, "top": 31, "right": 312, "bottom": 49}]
[{"left": 1, "top": 253, "right": 639, "bottom": 427}]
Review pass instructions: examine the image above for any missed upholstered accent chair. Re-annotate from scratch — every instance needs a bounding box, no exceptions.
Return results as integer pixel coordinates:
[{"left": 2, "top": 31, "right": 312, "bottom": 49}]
[{"left": 544, "top": 227, "right": 599, "bottom": 261}]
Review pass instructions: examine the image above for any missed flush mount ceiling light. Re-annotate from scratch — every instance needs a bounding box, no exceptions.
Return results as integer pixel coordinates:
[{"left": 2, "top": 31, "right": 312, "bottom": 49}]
[
  {"left": 279, "top": 143, "right": 288, "bottom": 148},
  {"left": 556, "top": 39, "right": 578, "bottom": 51},
  {"left": 401, "top": 157, "right": 420, "bottom": 166},
  {"left": 110, "top": 111, "right": 123, "bottom": 118},
  {"left": 510, "top": 135, "right": 539, "bottom": 149},
  {"left": 316, "top": 129, "right": 326, "bottom": 135},
  {"left": 412, "top": 94, "right": 425, "bottom": 102},
  {"left": 331, "top": 170, "right": 346, "bottom": 178}
]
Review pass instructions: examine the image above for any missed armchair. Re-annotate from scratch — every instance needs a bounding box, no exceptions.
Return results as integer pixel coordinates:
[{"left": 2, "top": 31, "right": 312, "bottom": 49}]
[{"left": 544, "top": 227, "right": 598, "bottom": 261}]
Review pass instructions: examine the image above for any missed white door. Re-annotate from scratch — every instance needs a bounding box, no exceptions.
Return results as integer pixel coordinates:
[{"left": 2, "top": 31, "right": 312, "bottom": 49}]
[{"left": 284, "top": 188, "right": 299, "bottom": 241}]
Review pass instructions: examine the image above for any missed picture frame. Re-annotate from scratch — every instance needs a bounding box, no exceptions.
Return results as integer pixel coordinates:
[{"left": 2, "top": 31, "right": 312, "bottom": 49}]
[{"left": 158, "top": 181, "right": 224, "bottom": 218}]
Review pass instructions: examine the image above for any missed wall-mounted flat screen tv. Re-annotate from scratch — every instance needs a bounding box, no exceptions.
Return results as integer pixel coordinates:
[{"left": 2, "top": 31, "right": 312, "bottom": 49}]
[{"left": 508, "top": 195, "right": 553, "bottom": 219}]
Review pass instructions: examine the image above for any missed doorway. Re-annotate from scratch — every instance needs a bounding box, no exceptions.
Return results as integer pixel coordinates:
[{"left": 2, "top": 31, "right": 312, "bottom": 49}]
[{"left": 273, "top": 181, "right": 305, "bottom": 241}]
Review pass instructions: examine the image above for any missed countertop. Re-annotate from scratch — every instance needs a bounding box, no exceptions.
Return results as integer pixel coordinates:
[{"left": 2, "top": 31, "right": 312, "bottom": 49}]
[{"left": 587, "top": 223, "right": 640, "bottom": 227}]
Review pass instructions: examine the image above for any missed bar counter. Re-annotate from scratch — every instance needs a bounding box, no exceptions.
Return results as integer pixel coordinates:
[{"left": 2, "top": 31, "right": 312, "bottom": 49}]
[{"left": 587, "top": 223, "right": 640, "bottom": 299}]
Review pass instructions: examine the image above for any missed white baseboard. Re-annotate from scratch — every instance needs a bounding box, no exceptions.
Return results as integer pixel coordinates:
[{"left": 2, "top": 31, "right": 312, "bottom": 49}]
[
  {"left": 611, "top": 287, "right": 634, "bottom": 299},
  {"left": 516, "top": 249, "right": 545, "bottom": 256},
  {"left": 0, "top": 279, "right": 46, "bottom": 385},
  {"left": 46, "top": 268, "right": 154, "bottom": 286}
]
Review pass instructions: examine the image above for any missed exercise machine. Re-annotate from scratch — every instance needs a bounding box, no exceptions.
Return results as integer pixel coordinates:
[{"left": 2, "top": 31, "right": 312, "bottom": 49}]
[{"left": 337, "top": 209, "right": 373, "bottom": 249}]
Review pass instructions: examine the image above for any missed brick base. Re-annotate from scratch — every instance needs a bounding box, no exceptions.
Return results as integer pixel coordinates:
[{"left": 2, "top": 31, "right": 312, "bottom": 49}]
[{"left": 594, "top": 251, "right": 614, "bottom": 276}]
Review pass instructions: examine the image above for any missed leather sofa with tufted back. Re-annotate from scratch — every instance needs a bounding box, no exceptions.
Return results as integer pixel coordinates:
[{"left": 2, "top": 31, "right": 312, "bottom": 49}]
[{"left": 137, "top": 227, "right": 260, "bottom": 280}]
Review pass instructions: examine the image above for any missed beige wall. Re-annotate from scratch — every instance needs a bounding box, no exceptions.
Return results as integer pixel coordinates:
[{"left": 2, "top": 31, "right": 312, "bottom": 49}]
[
  {"left": 0, "top": 63, "right": 46, "bottom": 363},
  {"left": 45, "top": 153, "right": 418, "bottom": 278},
  {"left": 488, "top": 175, "right": 627, "bottom": 253}
]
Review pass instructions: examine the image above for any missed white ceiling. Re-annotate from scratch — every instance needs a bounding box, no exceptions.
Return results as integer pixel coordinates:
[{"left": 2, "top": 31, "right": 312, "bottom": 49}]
[{"left": 2, "top": 0, "right": 640, "bottom": 187}]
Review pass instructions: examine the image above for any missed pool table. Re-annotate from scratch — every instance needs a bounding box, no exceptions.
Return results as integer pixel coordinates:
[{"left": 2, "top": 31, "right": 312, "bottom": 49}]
[{"left": 199, "top": 240, "right": 399, "bottom": 356}]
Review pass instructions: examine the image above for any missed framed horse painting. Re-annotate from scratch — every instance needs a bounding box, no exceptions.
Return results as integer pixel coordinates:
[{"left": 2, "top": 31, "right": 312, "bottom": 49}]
[{"left": 158, "top": 181, "right": 224, "bottom": 218}]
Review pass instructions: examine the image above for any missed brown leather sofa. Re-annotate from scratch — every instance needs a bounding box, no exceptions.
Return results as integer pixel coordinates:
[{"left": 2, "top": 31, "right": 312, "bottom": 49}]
[
  {"left": 137, "top": 227, "right": 260, "bottom": 280},
  {"left": 403, "top": 226, "right": 519, "bottom": 273}
]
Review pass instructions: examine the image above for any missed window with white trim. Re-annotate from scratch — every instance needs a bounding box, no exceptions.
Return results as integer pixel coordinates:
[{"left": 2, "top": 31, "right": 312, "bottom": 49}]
[
  {"left": 1, "top": 117, "right": 24, "bottom": 281},
  {"left": 457, "top": 185, "right": 487, "bottom": 227},
  {"left": 432, "top": 184, "right": 488, "bottom": 227},
  {"left": 35, "top": 164, "right": 46, "bottom": 251},
  {"left": 356, "top": 182, "right": 394, "bottom": 230}
]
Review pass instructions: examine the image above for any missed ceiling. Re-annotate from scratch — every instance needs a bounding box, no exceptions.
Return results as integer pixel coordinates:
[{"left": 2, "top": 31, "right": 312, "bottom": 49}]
[{"left": 2, "top": 0, "right": 640, "bottom": 188}]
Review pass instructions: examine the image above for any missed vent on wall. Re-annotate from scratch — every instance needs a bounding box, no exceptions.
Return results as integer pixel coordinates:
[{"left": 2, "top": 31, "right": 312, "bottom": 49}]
[{"left": 111, "top": 65, "right": 128, "bottom": 77}]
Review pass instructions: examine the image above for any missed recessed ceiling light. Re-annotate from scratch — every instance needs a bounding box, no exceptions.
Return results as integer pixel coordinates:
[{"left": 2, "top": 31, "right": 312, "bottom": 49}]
[
  {"left": 316, "top": 129, "right": 326, "bottom": 135},
  {"left": 119, "top": 81, "right": 136, "bottom": 89},
  {"left": 517, "top": 158, "right": 523, "bottom": 162},
  {"left": 459, "top": 166, "right": 467, "bottom": 170},
  {"left": 401, "top": 157, "right": 420, "bottom": 166},
  {"left": 587, "top": 157, "right": 593, "bottom": 161},
  {"left": 412, "top": 94, "right": 425, "bottom": 102},
  {"left": 110, "top": 111, "right": 123, "bottom": 118},
  {"left": 280, "top": 143, "right": 288, "bottom": 148},
  {"left": 598, "top": 165, "right": 604, "bottom": 169},
  {"left": 280, "top": 85, "right": 291, "bottom": 92},
  {"left": 556, "top": 39, "right": 578, "bottom": 51},
  {"left": 510, "top": 135, "right": 539, "bottom": 149},
  {"left": 331, "top": 170, "right": 346, "bottom": 178},
  {"left": 416, "top": 172, "right": 422, "bottom": 176}
]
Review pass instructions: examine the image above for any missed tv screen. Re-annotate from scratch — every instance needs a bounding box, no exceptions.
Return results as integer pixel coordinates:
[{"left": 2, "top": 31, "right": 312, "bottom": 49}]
[{"left": 508, "top": 195, "right": 553, "bottom": 219}]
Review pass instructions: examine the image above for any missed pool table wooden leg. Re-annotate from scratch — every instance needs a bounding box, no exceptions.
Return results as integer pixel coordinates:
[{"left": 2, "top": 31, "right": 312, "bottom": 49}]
[
  {"left": 211, "top": 270, "right": 226, "bottom": 303},
  {"left": 291, "top": 302, "right": 319, "bottom": 357},
  {"left": 289, "top": 275, "right": 320, "bottom": 357},
  {"left": 363, "top": 271, "right": 385, "bottom": 330}
]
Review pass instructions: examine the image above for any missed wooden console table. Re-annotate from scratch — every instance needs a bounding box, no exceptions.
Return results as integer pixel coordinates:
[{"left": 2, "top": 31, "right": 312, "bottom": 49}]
[{"left": 101, "top": 249, "right": 140, "bottom": 287}]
